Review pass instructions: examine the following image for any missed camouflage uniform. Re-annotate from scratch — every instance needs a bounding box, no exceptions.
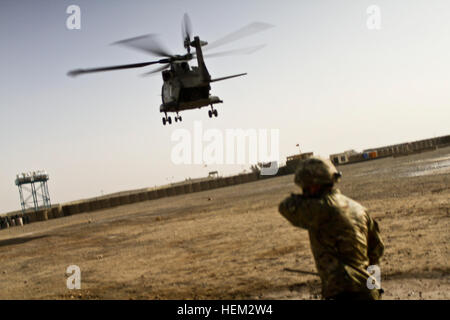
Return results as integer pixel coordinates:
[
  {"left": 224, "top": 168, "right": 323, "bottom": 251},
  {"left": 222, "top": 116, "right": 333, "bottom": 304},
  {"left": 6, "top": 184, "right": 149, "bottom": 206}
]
[{"left": 279, "top": 157, "right": 384, "bottom": 300}]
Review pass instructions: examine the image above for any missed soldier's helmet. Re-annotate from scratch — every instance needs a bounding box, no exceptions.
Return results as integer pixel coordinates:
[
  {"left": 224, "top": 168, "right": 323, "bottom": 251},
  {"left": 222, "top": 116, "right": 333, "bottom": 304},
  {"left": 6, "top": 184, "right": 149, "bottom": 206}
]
[{"left": 294, "top": 157, "right": 342, "bottom": 189}]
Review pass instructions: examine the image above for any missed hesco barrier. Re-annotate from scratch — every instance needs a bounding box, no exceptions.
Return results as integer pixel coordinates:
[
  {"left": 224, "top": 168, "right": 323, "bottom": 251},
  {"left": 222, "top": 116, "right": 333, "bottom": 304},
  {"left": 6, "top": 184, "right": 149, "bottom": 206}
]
[
  {"left": 102, "top": 198, "right": 112, "bottom": 211},
  {"left": 147, "top": 190, "right": 158, "bottom": 200},
  {"left": 217, "top": 178, "right": 226, "bottom": 188},
  {"left": 89, "top": 200, "right": 102, "bottom": 211},
  {"left": 224, "top": 176, "right": 234, "bottom": 186},
  {"left": 192, "top": 182, "right": 201, "bottom": 192},
  {"left": 134, "top": 193, "right": 143, "bottom": 203},
  {"left": 199, "top": 181, "right": 210, "bottom": 191},
  {"left": 110, "top": 197, "right": 121, "bottom": 207},
  {"left": 157, "top": 188, "right": 168, "bottom": 198},
  {"left": 99, "top": 199, "right": 111, "bottom": 210},
  {"left": 129, "top": 193, "right": 140, "bottom": 204},
  {"left": 118, "top": 195, "right": 131, "bottom": 206},
  {"left": 209, "top": 179, "right": 219, "bottom": 189},
  {"left": 61, "top": 205, "right": 71, "bottom": 217},
  {"left": 168, "top": 187, "right": 177, "bottom": 196},
  {"left": 183, "top": 184, "right": 193, "bottom": 194},
  {"left": 52, "top": 205, "right": 63, "bottom": 218},
  {"left": 46, "top": 208, "right": 54, "bottom": 220},
  {"left": 36, "top": 209, "right": 48, "bottom": 221},
  {"left": 10, "top": 172, "right": 264, "bottom": 227},
  {"left": 67, "top": 203, "right": 80, "bottom": 216},
  {"left": 174, "top": 186, "right": 184, "bottom": 196},
  {"left": 25, "top": 211, "right": 36, "bottom": 223},
  {"left": 50, "top": 206, "right": 63, "bottom": 219},
  {"left": 138, "top": 192, "right": 148, "bottom": 202},
  {"left": 62, "top": 204, "right": 72, "bottom": 216},
  {"left": 78, "top": 201, "right": 91, "bottom": 213}
]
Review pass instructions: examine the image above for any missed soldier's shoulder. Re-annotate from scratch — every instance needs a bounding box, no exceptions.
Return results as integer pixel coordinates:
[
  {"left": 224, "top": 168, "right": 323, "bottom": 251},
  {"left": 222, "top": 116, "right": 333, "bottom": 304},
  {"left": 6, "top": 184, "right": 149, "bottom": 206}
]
[{"left": 331, "top": 191, "right": 368, "bottom": 213}]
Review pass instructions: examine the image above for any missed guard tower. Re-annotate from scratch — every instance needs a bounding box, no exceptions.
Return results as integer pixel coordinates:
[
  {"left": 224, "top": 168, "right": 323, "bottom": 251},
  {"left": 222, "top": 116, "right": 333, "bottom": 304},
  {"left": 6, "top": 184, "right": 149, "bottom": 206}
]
[{"left": 15, "top": 170, "right": 51, "bottom": 213}]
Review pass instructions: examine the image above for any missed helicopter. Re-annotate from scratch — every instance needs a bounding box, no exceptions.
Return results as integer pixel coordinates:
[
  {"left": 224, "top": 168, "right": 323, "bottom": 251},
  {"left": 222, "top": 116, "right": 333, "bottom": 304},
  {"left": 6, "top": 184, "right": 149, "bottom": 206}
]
[{"left": 68, "top": 14, "right": 272, "bottom": 125}]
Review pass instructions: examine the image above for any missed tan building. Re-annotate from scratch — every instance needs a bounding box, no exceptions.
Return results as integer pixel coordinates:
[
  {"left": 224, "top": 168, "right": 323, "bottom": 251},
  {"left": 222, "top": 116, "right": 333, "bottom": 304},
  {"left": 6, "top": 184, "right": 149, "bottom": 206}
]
[
  {"left": 286, "top": 152, "right": 314, "bottom": 171},
  {"left": 329, "top": 150, "right": 358, "bottom": 165}
]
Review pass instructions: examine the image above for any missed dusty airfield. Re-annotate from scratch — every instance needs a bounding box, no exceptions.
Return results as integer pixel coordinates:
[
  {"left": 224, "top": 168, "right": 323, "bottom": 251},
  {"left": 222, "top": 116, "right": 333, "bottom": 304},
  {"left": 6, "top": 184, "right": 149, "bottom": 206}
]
[{"left": 0, "top": 148, "right": 449, "bottom": 300}]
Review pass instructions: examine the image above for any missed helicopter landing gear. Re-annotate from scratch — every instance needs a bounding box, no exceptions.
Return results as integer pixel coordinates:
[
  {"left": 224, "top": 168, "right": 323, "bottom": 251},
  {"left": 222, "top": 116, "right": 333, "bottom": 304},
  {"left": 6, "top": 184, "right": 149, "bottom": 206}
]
[
  {"left": 174, "top": 113, "right": 182, "bottom": 122},
  {"left": 208, "top": 105, "right": 218, "bottom": 118},
  {"left": 162, "top": 113, "right": 172, "bottom": 126}
]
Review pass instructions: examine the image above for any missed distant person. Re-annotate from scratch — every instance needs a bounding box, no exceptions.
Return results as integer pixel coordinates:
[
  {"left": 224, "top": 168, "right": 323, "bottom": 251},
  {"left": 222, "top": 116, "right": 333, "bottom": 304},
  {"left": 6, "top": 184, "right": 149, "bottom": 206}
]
[{"left": 278, "top": 157, "right": 385, "bottom": 300}]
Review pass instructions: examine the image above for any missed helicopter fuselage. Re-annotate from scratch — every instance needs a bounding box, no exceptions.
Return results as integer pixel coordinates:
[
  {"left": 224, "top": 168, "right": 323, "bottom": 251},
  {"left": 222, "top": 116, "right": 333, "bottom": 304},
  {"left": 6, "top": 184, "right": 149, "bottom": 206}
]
[
  {"left": 160, "top": 62, "right": 222, "bottom": 113},
  {"left": 159, "top": 37, "right": 223, "bottom": 114}
]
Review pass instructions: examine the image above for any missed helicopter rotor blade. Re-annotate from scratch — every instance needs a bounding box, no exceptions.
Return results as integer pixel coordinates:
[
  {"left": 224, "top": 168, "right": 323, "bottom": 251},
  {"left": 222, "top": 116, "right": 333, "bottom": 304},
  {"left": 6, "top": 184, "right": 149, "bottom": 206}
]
[
  {"left": 181, "top": 13, "right": 193, "bottom": 41},
  {"left": 113, "top": 34, "right": 173, "bottom": 57},
  {"left": 67, "top": 60, "right": 167, "bottom": 77},
  {"left": 140, "top": 63, "right": 170, "bottom": 77},
  {"left": 205, "top": 22, "right": 274, "bottom": 51},
  {"left": 202, "top": 44, "right": 266, "bottom": 59},
  {"left": 182, "top": 13, "right": 193, "bottom": 52}
]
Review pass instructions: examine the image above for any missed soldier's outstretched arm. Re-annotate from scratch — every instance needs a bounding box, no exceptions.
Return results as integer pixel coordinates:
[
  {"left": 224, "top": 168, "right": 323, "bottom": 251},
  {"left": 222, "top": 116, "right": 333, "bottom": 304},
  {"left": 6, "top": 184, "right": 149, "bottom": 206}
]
[
  {"left": 367, "top": 215, "right": 385, "bottom": 265},
  {"left": 278, "top": 193, "right": 317, "bottom": 229}
]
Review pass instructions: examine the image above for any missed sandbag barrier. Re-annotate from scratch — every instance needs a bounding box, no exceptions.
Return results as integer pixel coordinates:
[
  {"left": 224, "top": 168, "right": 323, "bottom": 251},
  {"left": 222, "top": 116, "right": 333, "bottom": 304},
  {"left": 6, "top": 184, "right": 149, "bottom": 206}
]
[{"left": 1, "top": 172, "right": 261, "bottom": 229}]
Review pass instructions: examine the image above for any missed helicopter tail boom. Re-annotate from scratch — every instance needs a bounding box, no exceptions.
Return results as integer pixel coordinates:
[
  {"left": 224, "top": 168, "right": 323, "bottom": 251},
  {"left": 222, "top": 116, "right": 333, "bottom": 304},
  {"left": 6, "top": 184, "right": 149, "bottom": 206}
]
[{"left": 191, "top": 36, "right": 211, "bottom": 83}]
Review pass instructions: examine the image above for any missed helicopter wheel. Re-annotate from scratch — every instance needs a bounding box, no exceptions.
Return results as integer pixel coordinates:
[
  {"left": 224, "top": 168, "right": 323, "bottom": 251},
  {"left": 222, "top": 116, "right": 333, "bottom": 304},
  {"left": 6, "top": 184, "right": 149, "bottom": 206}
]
[
  {"left": 208, "top": 110, "right": 213, "bottom": 118},
  {"left": 179, "top": 116, "right": 182, "bottom": 122},
  {"left": 162, "top": 117, "right": 167, "bottom": 126},
  {"left": 175, "top": 117, "right": 178, "bottom": 122},
  {"left": 168, "top": 116, "right": 172, "bottom": 124},
  {"left": 213, "top": 109, "right": 218, "bottom": 117}
]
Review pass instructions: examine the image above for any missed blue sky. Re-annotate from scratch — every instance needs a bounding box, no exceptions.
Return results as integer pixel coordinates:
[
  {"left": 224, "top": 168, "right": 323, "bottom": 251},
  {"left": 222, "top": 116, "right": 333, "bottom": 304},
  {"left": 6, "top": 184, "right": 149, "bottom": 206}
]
[{"left": 1, "top": 0, "right": 449, "bottom": 213}]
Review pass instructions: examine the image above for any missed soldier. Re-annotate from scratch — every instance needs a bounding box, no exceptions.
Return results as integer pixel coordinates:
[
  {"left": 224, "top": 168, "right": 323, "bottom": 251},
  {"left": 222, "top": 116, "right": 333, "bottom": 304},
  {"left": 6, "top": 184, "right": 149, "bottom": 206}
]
[{"left": 278, "top": 157, "right": 384, "bottom": 300}]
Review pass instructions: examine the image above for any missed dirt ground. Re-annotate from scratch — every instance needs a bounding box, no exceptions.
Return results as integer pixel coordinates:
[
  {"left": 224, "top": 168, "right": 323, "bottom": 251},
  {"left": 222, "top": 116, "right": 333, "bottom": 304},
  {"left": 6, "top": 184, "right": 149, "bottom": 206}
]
[{"left": 0, "top": 147, "right": 449, "bottom": 300}]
